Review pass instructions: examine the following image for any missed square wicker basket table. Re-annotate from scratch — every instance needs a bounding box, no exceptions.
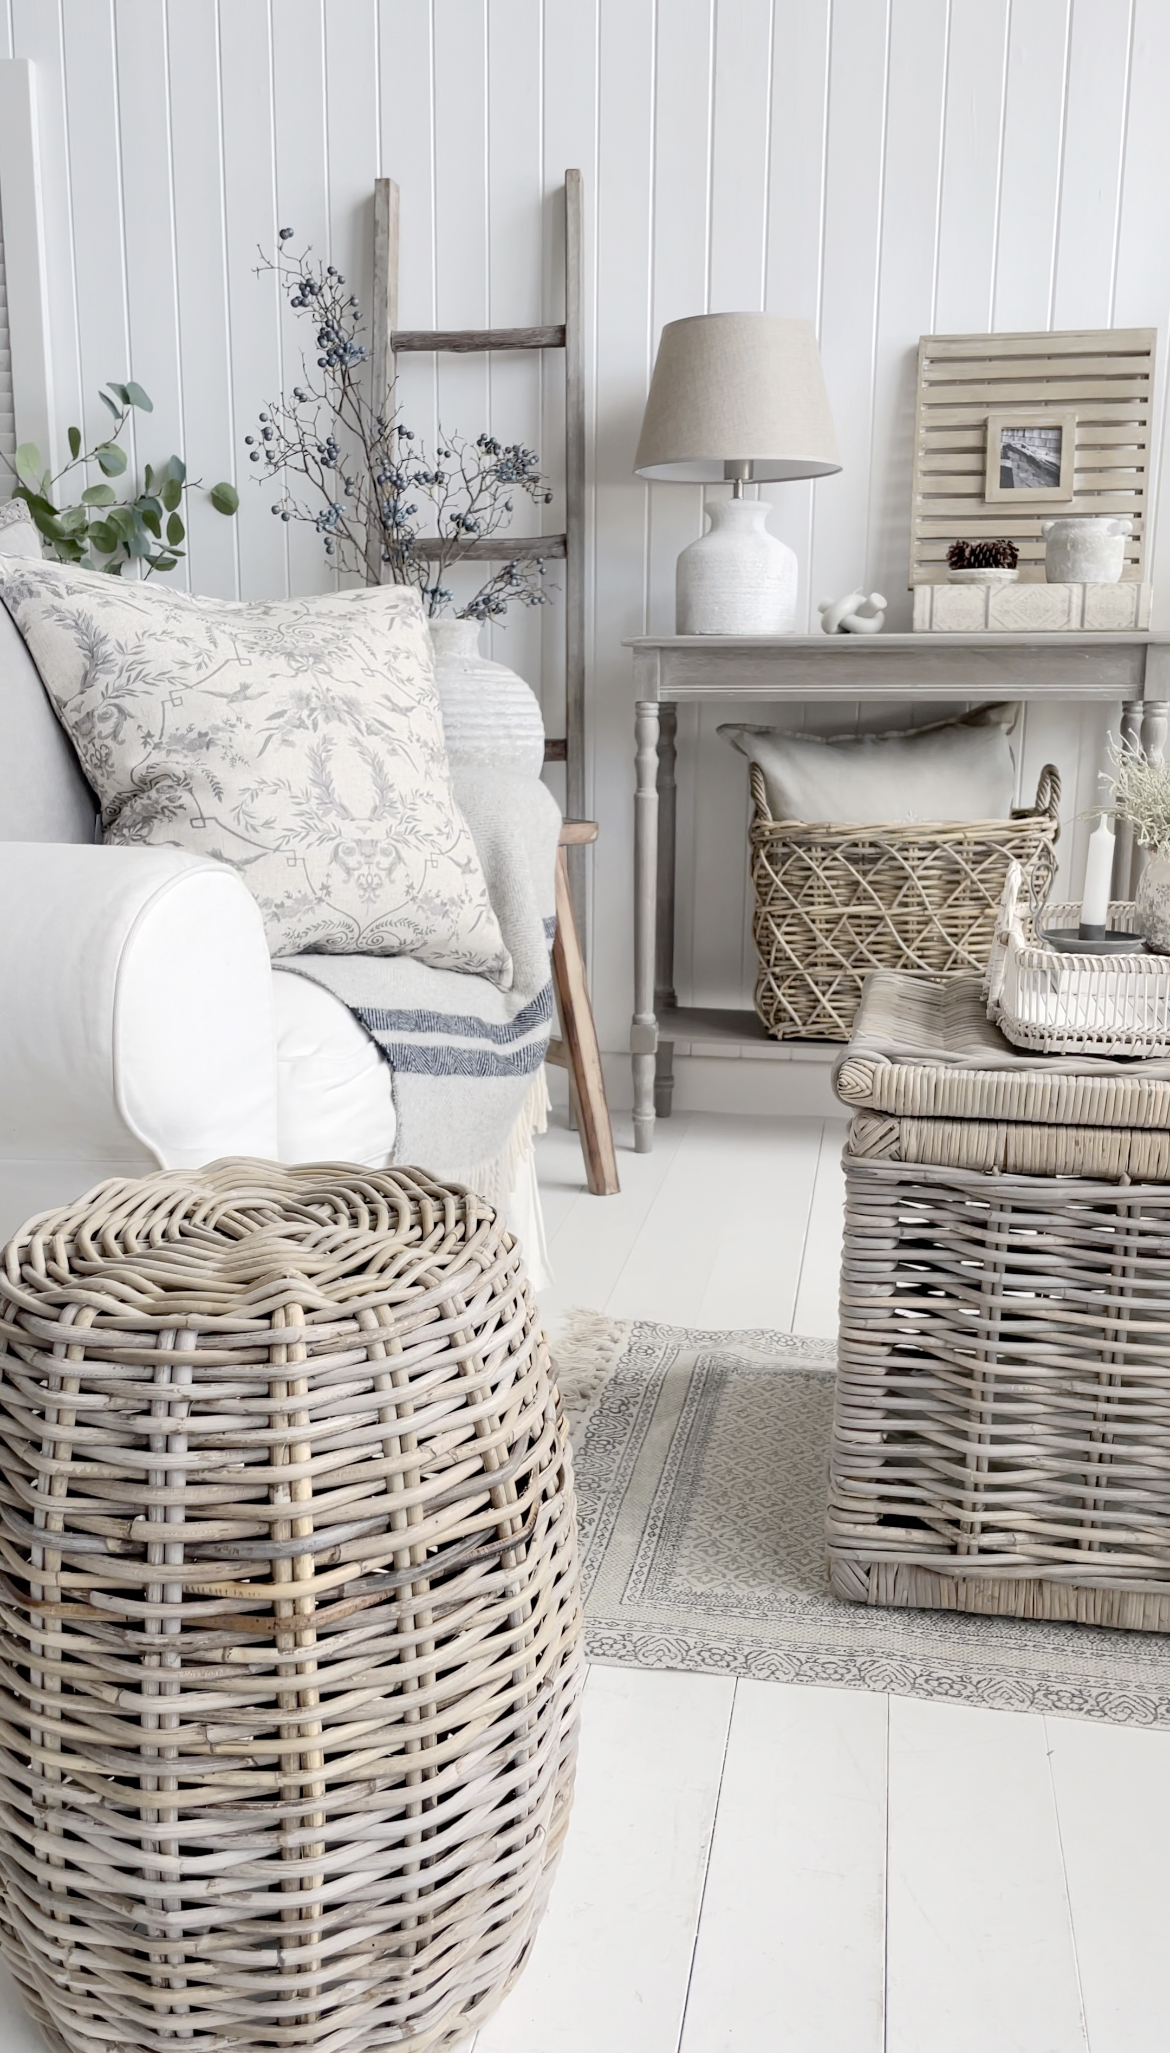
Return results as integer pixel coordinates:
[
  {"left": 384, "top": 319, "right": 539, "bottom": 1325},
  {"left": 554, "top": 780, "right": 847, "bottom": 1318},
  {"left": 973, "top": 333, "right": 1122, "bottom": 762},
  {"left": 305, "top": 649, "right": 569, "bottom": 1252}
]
[{"left": 827, "top": 970, "right": 1170, "bottom": 1632}]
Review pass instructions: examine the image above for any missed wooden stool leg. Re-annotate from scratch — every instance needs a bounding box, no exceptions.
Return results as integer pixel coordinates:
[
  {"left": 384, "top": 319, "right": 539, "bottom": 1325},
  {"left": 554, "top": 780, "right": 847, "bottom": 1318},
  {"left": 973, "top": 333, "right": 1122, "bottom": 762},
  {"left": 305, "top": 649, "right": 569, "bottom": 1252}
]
[{"left": 551, "top": 844, "right": 620, "bottom": 1195}]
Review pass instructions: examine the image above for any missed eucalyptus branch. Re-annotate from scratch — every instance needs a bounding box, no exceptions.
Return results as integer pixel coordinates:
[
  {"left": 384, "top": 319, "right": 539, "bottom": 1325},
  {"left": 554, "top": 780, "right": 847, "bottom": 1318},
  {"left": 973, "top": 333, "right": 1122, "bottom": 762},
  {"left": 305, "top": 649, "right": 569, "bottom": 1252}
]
[{"left": 3, "top": 379, "right": 237, "bottom": 576}]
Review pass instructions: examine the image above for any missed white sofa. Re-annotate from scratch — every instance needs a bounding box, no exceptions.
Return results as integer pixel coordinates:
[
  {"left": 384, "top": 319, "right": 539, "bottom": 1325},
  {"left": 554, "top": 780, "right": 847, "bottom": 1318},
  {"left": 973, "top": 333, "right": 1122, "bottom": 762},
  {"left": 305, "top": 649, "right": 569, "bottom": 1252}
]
[{"left": 0, "top": 598, "right": 550, "bottom": 1279}]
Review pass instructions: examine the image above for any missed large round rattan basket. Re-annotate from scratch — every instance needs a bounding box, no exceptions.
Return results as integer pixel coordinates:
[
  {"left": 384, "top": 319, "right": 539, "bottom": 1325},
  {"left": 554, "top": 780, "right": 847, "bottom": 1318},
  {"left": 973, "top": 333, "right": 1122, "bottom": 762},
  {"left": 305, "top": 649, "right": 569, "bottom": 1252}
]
[{"left": 0, "top": 1159, "right": 582, "bottom": 2053}]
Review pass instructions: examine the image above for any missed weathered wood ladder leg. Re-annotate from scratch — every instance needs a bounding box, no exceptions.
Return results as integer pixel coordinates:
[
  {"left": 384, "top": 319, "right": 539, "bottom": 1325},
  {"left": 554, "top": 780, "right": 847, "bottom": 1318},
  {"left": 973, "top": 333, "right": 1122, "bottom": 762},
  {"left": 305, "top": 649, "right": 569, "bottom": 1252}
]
[{"left": 548, "top": 821, "right": 620, "bottom": 1195}]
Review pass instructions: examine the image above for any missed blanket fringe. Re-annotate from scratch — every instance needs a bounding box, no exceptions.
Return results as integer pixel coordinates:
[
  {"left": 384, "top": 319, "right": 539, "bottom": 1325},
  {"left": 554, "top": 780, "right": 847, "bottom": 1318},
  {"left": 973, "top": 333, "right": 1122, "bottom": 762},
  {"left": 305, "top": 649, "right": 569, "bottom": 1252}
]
[
  {"left": 549, "top": 1306, "right": 633, "bottom": 1445},
  {"left": 444, "top": 1069, "right": 550, "bottom": 1208}
]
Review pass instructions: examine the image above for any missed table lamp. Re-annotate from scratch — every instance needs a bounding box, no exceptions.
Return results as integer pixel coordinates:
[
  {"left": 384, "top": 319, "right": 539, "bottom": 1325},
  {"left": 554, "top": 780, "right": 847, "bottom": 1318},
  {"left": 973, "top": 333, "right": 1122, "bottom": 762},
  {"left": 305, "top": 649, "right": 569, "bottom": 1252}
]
[{"left": 634, "top": 312, "right": 840, "bottom": 634}]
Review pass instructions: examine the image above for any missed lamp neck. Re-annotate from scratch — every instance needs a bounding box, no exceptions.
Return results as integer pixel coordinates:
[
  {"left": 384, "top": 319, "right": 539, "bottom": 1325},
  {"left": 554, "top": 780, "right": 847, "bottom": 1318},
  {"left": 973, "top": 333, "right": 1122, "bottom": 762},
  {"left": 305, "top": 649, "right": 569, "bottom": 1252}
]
[{"left": 725, "top": 459, "right": 752, "bottom": 498}]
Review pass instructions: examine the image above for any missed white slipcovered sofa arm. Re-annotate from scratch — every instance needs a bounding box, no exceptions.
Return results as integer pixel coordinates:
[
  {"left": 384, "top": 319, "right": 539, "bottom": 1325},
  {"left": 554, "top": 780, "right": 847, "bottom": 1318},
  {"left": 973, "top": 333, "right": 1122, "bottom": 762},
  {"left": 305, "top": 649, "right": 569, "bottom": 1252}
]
[{"left": 0, "top": 846, "right": 278, "bottom": 1219}]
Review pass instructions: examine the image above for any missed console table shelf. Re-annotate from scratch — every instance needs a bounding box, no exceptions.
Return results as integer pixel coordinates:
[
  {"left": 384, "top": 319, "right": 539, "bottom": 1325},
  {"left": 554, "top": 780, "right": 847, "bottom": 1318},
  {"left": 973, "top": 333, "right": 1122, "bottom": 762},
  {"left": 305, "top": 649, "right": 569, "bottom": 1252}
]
[{"left": 625, "top": 628, "right": 1170, "bottom": 1151}]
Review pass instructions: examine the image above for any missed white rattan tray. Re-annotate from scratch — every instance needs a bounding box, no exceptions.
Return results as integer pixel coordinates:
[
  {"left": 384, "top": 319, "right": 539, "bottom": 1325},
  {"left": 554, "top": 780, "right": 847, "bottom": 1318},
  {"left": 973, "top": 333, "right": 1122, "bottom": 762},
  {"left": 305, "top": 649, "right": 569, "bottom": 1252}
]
[{"left": 985, "top": 864, "right": 1170, "bottom": 1056}]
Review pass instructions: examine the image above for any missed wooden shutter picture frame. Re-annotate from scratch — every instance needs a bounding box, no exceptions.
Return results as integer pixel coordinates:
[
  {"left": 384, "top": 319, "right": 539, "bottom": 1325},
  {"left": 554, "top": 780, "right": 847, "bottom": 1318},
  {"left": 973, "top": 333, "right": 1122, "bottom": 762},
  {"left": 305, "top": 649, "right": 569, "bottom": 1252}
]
[{"left": 910, "top": 328, "right": 1156, "bottom": 584}]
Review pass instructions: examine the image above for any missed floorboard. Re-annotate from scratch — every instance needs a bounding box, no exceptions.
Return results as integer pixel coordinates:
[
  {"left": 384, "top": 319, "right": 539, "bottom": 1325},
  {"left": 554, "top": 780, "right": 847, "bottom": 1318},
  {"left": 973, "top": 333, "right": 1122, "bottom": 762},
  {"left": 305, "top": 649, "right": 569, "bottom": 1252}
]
[
  {"left": 692, "top": 1118, "right": 824, "bottom": 1329},
  {"left": 601, "top": 1114, "right": 820, "bottom": 1328},
  {"left": 791, "top": 1116, "right": 848, "bottom": 1336},
  {"left": 1047, "top": 1713, "right": 1170, "bottom": 2053},
  {"left": 678, "top": 1680, "right": 887, "bottom": 2053},
  {"left": 475, "top": 1664, "right": 735, "bottom": 2053},
  {"left": 886, "top": 1697, "right": 1087, "bottom": 2053},
  {"left": 537, "top": 1108, "right": 693, "bottom": 1330}
]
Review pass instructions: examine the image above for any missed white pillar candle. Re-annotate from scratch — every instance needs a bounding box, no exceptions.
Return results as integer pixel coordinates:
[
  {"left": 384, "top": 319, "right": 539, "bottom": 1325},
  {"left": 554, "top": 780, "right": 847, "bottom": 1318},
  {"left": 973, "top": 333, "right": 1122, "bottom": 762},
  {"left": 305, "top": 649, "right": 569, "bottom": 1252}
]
[{"left": 1079, "top": 813, "right": 1115, "bottom": 934}]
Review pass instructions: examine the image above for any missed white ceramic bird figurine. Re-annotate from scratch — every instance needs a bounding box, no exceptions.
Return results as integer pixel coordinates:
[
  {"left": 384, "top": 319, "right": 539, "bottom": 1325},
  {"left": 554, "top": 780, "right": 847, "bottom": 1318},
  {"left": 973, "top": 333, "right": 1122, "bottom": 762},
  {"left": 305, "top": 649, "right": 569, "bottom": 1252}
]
[{"left": 817, "top": 590, "right": 888, "bottom": 634}]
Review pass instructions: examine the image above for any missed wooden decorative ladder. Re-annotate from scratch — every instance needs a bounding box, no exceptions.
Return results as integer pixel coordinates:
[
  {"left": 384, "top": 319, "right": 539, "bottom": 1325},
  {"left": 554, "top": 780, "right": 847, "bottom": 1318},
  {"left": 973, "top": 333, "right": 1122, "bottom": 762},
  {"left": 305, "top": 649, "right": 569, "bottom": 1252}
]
[{"left": 371, "top": 172, "right": 618, "bottom": 1196}]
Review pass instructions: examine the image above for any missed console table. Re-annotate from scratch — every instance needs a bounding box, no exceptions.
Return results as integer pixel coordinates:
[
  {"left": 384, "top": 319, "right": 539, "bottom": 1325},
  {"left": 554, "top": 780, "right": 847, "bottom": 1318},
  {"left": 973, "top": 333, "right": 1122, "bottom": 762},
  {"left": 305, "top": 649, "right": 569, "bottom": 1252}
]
[{"left": 625, "top": 629, "right": 1170, "bottom": 1152}]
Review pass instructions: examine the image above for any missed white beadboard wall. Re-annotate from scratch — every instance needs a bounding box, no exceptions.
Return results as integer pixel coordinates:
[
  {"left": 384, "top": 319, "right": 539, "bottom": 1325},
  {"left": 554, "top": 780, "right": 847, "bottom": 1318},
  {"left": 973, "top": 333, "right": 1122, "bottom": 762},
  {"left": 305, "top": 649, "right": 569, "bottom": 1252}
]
[{"left": 4, "top": 0, "right": 1170, "bottom": 1063}]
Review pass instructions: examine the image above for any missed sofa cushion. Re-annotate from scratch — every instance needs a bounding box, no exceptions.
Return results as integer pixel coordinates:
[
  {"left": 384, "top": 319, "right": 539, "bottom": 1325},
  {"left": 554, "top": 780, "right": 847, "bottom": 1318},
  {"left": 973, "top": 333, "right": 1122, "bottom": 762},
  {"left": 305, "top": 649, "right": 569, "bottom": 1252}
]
[{"left": 0, "top": 558, "right": 511, "bottom": 981}]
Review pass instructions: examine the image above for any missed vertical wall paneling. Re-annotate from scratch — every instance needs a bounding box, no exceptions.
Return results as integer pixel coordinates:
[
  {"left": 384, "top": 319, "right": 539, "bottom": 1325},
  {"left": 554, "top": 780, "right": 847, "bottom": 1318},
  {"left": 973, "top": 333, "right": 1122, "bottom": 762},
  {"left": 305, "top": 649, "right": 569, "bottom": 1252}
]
[
  {"left": 115, "top": 0, "right": 185, "bottom": 580},
  {"left": 166, "top": 0, "right": 237, "bottom": 599},
  {"left": 0, "top": 59, "right": 54, "bottom": 472},
  {"left": 693, "top": 0, "right": 777, "bottom": 1003},
  {"left": 10, "top": 1, "right": 1170, "bottom": 1058},
  {"left": 1116, "top": 0, "right": 1170, "bottom": 625},
  {"left": 11, "top": 0, "right": 82, "bottom": 464},
  {"left": 0, "top": 175, "right": 12, "bottom": 492},
  {"left": 272, "top": 0, "right": 333, "bottom": 598},
  {"left": 932, "top": 0, "right": 1010, "bottom": 333},
  {"left": 431, "top": 0, "right": 490, "bottom": 622},
  {"left": 588, "top": 0, "right": 653, "bottom": 1048},
  {"left": 993, "top": 0, "right": 1070, "bottom": 332},
  {"left": 1052, "top": 0, "right": 1134, "bottom": 330},
  {"left": 377, "top": 0, "right": 437, "bottom": 550},
  {"left": 484, "top": 0, "right": 544, "bottom": 689},
  {"left": 809, "top": 0, "right": 889, "bottom": 615},
  {"left": 865, "top": 0, "right": 948, "bottom": 629},
  {"left": 60, "top": 2, "right": 131, "bottom": 465},
  {"left": 760, "top": 0, "right": 830, "bottom": 629},
  {"left": 542, "top": 0, "right": 599, "bottom": 919},
  {"left": 219, "top": 0, "right": 286, "bottom": 600},
  {"left": 650, "top": 0, "right": 715, "bottom": 1008}
]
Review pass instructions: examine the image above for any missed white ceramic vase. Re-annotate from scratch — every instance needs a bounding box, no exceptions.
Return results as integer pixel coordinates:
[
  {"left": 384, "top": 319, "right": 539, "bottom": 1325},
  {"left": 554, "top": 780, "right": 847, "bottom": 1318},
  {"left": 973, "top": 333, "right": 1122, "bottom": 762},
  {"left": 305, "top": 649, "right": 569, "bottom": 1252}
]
[
  {"left": 676, "top": 498, "right": 797, "bottom": 634},
  {"left": 427, "top": 617, "right": 545, "bottom": 778},
  {"left": 1136, "top": 852, "right": 1170, "bottom": 954},
  {"left": 1041, "top": 516, "right": 1132, "bottom": 584}
]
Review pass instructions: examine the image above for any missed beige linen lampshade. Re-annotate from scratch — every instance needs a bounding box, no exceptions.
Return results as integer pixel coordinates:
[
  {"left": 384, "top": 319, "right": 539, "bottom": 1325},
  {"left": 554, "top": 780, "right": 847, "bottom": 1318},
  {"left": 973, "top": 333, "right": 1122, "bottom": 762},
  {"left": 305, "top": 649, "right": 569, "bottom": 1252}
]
[
  {"left": 635, "top": 313, "right": 840, "bottom": 633},
  {"left": 634, "top": 313, "right": 840, "bottom": 482}
]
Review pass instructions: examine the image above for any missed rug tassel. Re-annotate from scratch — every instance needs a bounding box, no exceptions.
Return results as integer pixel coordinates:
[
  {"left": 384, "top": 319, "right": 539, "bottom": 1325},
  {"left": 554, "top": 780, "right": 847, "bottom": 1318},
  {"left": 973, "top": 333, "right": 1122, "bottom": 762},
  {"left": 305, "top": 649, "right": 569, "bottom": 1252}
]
[{"left": 549, "top": 1307, "right": 632, "bottom": 1445}]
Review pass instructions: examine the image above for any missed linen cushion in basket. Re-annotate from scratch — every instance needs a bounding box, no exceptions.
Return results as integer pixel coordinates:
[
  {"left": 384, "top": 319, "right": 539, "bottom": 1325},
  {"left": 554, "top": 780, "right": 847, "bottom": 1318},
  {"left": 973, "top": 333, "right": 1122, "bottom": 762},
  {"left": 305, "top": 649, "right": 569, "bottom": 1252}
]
[
  {"left": 718, "top": 705, "right": 1016, "bottom": 824},
  {"left": 0, "top": 558, "right": 512, "bottom": 982}
]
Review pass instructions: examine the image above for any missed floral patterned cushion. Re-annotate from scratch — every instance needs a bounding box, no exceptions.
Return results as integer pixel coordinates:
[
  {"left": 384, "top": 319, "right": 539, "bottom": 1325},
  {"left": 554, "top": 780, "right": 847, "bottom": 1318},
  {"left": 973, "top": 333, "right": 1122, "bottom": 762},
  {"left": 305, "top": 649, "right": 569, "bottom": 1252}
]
[{"left": 0, "top": 560, "right": 512, "bottom": 982}]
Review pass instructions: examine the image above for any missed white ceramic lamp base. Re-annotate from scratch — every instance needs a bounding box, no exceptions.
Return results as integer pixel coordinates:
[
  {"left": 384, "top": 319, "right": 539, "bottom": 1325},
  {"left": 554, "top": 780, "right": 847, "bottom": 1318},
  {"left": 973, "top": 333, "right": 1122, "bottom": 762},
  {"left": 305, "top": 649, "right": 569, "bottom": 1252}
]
[{"left": 675, "top": 498, "right": 797, "bottom": 634}]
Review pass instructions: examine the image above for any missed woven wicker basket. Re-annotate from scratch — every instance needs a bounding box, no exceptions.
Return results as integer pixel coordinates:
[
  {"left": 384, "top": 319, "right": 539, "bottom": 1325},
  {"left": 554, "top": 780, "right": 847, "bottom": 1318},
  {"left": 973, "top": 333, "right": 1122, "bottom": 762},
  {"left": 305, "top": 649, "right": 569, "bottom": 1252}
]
[
  {"left": 0, "top": 1160, "right": 583, "bottom": 2053},
  {"left": 828, "top": 972, "right": 1170, "bottom": 1631},
  {"left": 828, "top": 1148, "right": 1170, "bottom": 1631},
  {"left": 748, "top": 759, "right": 1061, "bottom": 1040}
]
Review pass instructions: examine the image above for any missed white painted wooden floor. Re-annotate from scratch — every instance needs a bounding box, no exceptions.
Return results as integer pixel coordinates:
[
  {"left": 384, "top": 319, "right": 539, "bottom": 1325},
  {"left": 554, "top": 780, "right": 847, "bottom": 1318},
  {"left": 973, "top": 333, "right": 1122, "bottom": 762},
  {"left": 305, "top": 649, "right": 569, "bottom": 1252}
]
[{"left": 473, "top": 1108, "right": 1169, "bottom": 2053}]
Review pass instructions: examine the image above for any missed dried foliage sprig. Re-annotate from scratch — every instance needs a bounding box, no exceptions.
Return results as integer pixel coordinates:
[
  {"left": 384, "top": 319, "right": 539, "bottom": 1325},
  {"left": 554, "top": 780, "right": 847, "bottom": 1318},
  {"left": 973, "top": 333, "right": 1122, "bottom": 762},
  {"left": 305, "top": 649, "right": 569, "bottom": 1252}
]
[
  {"left": 252, "top": 235, "right": 554, "bottom": 620},
  {"left": 1107, "top": 734, "right": 1170, "bottom": 854}
]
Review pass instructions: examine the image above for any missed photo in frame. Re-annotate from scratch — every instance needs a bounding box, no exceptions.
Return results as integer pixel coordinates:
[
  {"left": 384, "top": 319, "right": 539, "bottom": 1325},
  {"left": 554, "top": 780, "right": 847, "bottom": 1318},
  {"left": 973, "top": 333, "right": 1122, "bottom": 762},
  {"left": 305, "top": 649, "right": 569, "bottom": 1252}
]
[{"left": 984, "top": 409, "right": 1076, "bottom": 503}]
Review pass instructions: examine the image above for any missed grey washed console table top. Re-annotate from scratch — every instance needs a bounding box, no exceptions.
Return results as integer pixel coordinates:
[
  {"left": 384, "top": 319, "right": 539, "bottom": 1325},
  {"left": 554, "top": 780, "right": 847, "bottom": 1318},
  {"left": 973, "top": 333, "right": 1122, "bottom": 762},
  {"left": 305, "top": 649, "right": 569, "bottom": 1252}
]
[{"left": 624, "top": 630, "right": 1170, "bottom": 1152}]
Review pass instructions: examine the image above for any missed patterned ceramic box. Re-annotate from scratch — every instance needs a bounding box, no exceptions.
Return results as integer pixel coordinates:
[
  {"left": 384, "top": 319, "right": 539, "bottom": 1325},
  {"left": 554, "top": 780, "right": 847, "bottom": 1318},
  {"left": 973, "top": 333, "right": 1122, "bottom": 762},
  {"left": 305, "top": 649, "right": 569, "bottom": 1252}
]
[{"left": 913, "top": 580, "right": 1152, "bottom": 633}]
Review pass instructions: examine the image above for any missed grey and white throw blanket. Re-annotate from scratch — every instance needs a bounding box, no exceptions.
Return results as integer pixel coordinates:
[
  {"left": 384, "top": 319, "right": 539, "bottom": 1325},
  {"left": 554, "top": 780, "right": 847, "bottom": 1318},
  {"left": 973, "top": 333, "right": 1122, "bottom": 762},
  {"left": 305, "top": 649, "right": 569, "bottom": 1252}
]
[{"left": 275, "top": 767, "right": 561, "bottom": 1200}]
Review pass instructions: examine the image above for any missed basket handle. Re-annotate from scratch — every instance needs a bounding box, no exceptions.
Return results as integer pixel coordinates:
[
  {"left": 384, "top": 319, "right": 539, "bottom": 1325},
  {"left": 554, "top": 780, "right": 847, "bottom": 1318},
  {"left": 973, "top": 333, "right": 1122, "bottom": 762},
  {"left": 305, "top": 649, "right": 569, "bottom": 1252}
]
[
  {"left": 1033, "top": 762, "right": 1062, "bottom": 822},
  {"left": 748, "top": 760, "right": 774, "bottom": 823}
]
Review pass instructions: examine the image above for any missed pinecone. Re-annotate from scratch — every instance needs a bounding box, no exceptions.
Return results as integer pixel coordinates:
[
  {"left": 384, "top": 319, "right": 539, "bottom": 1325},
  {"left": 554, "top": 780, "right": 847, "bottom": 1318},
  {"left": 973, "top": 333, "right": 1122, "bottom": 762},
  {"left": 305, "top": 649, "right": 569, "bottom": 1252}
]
[{"left": 947, "top": 538, "right": 1019, "bottom": 570}]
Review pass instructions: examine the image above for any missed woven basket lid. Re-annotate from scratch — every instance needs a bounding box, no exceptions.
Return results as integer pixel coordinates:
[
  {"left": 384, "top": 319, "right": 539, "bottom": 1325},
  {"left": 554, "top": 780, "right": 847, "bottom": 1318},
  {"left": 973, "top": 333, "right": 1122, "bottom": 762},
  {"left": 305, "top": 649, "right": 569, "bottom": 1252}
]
[{"left": 836, "top": 971, "right": 1170, "bottom": 1129}]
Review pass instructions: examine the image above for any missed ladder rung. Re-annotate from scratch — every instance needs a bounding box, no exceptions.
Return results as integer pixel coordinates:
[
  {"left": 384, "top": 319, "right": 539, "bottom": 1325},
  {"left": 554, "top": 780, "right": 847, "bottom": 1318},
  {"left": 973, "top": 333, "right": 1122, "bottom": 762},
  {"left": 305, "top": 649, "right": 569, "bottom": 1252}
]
[
  {"left": 413, "top": 534, "right": 565, "bottom": 562},
  {"left": 392, "top": 325, "right": 566, "bottom": 353}
]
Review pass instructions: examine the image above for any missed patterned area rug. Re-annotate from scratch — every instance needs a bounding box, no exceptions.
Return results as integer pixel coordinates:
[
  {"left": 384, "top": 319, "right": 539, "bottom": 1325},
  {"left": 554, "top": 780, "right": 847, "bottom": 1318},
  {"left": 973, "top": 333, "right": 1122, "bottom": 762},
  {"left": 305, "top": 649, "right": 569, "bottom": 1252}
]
[{"left": 553, "top": 1310, "right": 1170, "bottom": 1729}]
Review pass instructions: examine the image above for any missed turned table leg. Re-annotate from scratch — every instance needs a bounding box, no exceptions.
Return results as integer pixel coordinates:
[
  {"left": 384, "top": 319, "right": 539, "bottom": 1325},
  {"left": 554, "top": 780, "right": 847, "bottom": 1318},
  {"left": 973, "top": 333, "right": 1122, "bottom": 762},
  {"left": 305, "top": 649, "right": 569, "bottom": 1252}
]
[
  {"left": 1133, "top": 699, "right": 1170, "bottom": 896},
  {"left": 1112, "top": 699, "right": 1143, "bottom": 901},
  {"left": 632, "top": 700, "right": 660, "bottom": 1152},
  {"left": 654, "top": 702, "right": 678, "bottom": 1119}
]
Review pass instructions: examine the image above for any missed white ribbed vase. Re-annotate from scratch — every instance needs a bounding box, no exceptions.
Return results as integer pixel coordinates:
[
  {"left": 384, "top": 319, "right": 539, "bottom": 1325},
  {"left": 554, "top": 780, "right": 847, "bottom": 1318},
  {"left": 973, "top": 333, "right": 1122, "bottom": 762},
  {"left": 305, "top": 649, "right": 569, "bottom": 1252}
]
[{"left": 428, "top": 617, "right": 545, "bottom": 778}]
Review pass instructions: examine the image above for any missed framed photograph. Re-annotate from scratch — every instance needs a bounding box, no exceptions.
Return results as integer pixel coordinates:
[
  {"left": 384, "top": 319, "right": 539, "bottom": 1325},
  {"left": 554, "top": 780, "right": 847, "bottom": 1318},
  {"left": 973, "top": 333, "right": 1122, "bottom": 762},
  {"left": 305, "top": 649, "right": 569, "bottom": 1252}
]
[{"left": 984, "top": 409, "right": 1076, "bottom": 504}]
